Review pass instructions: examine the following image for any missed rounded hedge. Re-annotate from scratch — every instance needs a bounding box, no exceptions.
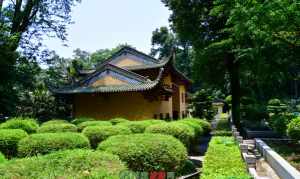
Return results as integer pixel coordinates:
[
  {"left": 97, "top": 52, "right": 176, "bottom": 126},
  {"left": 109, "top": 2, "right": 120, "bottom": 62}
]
[
  {"left": 145, "top": 123, "right": 195, "bottom": 146},
  {"left": 71, "top": 117, "right": 95, "bottom": 125},
  {"left": 110, "top": 118, "right": 129, "bottom": 125},
  {"left": 0, "top": 129, "right": 28, "bottom": 157},
  {"left": 0, "top": 117, "right": 39, "bottom": 133},
  {"left": 116, "top": 120, "right": 166, "bottom": 133},
  {"left": 41, "top": 120, "right": 69, "bottom": 126},
  {"left": 77, "top": 121, "right": 112, "bottom": 131},
  {"left": 0, "top": 149, "right": 126, "bottom": 178},
  {"left": 182, "top": 118, "right": 211, "bottom": 135},
  {"left": 287, "top": 117, "right": 300, "bottom": 140},
  {"left": 18, "top": 132, "right": 90, "bottom": 157},
  {"left": 177, "top": 120, "right": 204, "bottom": 138},
  {"left": 82, "top": 125, "right": 132, "bottom": 148},
  {"left": 37, "top": 123, "right": 78, "bottom": 133},
  {"left": 98, "top": 134, "right": 187, "bottom": 171}
]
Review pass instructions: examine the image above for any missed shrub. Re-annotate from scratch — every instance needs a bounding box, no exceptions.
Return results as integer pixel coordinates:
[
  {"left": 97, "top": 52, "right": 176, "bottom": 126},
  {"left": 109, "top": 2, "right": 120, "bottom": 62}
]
[
  {"left": 110, "top": 118, "right": 129, "bottom": 125},
  {"left": 181, "top": 118, "right": 211, "bottom": 135},
  {"left": 82, "top": 125, "right": 132, "bottom": 148},
  {"left": 71, "top": 117, "right": 95, "bottom": 125},
  {"left": 177, "top": 119, "right": 204, "bottom": 137},
  {"left": 0, "top": 149, "right": 126, "bottom": 178},
  {"left": 77, "top": 121, "right": 112, "bottom": 131},
  {"left": 213, "top": 118, "right": 232, "bottom": 136},
  {"left": 18, "top": 133, "right": 90, "bottom": 157},
  {"left": 269, "top": 113, "right": 294, "bottom": 135},
  {"left": 0, "top": 129, "right": 28, "bottom": 157},
  {"left": 0, "top": 117, "right": 39, "bottom": 133},
  {"left": 287, "top": 117, "right": 300, "bottom": 140},
  {"left": 0, "top": 153, "right": 5, "bottom": 164},
  {"left": 37, "top": 123, "right": 78, "bottom": 133},
  {"left": 41, "top": 119, "right": 69, "bottom": 126},
  {"left": 117, "top": 120, "right": 165, "bottom": 133},
  {"left": 201, "top": 137, "right": 250, "bottom": 179},
  {"left": 145, "top": 123, "right": 195, "bottom": 146},
  {"left": 98, "top": 134, "right": 187, "bottom": 172}
]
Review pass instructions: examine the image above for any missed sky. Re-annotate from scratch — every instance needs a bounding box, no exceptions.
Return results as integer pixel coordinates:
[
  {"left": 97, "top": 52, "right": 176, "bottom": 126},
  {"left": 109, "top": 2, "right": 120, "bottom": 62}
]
[{"left": 43, "top": 0, "right": 171, "bottom": 58}]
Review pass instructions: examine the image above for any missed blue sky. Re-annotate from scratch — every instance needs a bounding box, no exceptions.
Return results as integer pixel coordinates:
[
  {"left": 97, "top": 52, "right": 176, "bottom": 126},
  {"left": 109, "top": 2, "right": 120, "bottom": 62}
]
[{"left": 43, "top": 0, "right": 170, "bottom": 58}]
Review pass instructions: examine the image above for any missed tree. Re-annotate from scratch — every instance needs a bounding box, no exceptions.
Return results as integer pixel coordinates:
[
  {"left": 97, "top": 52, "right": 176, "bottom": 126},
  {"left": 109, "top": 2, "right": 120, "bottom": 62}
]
[
  {"left": 162, "top": 0, "right": 300, "bottom": 128},
  {"left": 150, "top": 26, "right": 192, "bottom": 78},
  {"left": 0, "top": 0, "right": 80, "bottom": 116},
  {"left": 162, "top": 0, "right": 242, "bottom": 127}
]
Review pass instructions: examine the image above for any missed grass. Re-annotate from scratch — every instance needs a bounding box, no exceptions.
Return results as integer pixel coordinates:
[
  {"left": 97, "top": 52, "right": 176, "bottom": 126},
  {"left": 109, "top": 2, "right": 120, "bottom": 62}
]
[{"left": 201, "top": 137, "right": 250, "bottom": 179}]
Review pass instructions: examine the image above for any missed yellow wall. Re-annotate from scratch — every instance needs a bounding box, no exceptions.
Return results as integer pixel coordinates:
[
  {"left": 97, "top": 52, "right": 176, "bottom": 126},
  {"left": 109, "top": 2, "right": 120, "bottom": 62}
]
[
  {"left": 74, "top": 92, "right": 172, "bottom": 120},
  {"left": 114, "top": 58, "right": 143, "bottom": 68},
  {"left": 91, "top": 75, "right": 127, "bottom": 87}
]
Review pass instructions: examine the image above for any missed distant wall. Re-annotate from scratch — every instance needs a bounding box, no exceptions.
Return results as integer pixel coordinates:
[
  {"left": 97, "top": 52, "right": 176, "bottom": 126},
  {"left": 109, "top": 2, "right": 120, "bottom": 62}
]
[{"left": 73, "top": 92, "right": 172, "bottom": 120}]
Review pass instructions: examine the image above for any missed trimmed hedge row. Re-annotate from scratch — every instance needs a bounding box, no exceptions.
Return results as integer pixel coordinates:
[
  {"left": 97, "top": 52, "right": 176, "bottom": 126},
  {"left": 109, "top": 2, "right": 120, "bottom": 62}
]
[
  {"left": 82, "top": 125, "right": 132, "bottom": 148},
  {"left": 18, "top": 133, "right": 90, "bottom": 157},
  {"left": 0, "top": 129, "right": 28, "bottom": 157},
  {"left": 77, "top": 121, "right": 112, "bottom": 131},
  {"left": 201, "top": 137, "right": 250, "bottom": 179},
  {"left": 183, "top": 118, "right": 211, "bottom": 135},
  {"left": 116, "top": 120, "right": 166, "bottom": 133},
  {"left": 145, "top": 122, "right": 195, "bottom": 146},
  {"left": 0, "top": 118, "right": 39, "bottom": 133},
  {"left": 98, "top": 134, "right": 187, "bottom": 172},
  {"left": 0, "top": 149, "right": 126, "bottom": 178},
  {"left": 37, "top": 123, "right": 78, "bottom": 133}
]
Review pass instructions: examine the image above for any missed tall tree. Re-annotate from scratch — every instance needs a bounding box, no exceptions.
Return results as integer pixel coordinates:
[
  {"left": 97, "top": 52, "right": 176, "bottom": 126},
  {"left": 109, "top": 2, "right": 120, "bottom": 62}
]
[
  {"left": 162, "top": 0, "right": 300, "bottom": 127},
  {"left": 150, "top": 26, "right": 192, "bottom": 78},
  {"left": 0, "top": 0, "right": 80, "bottom": 116}
]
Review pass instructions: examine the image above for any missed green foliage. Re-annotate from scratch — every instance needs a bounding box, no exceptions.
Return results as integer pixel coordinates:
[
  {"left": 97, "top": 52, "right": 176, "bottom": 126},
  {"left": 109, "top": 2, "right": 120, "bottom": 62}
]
[
  {"left": 267, "top": 98, "right": 288, "bottom": 114},
  {"left": 177, "top": 119, "right": 204, "bottom": 137},
  {"left": 98, "top": 134, "right": 187, "bottom": 172},
  {"left": 214, "top": 118, "right": 232, "bottom": 136},
  {"left": 116, "top": 120, "right": 166, "bottom": 133},
  {"left": 269, "top": 114, "right": 293, "bottom": 135},
  {"left": 37, "top": 123, "right": 78, "bottom": 133},
  {"left": 82, "top": 125, "right": 132, "bottom": 149},
  {"left": 176, "top": 160, "right": 197, "bottom": 176},
  {"left": 150, "top": 26, "right": 192, "bottom": 78},
  {"left": 110, "top": 118, "right": 129, "bottom": 125},
  {"left": 0, "top": 149, "right": 126, "bottom": 178},
  {"left": 0, "top": 153, "right": 5, "bottom": 164},
  {"left": 145, "top": 122, "right": 195, "bottom": 146},
  {"left": 287, "top": 117, "right": 300, "bottom": 140},
  {"left": 77, "top": 121, "right": 112, "bottom": 131},
  {"left": 183, "top": 118, "right": 212, "bottom": 135},
  {"left": 201, "top": 137, "right": 250, "bottom": 179},
  {"left": 71, "top": 117, "right": 95, "bottom": 125},
  {"left": 18, "top": 133, "right": 90, "bottom": 157},
  {"left": 0, "top": 117, "right": 39, "bottom": 133},
  {"left": 191, "top": 89, "right": 215, "bottom": 120},
  {"left": 0, "top": 129, "right": 28, "bottom": 157},
  {"left": 41, "top": 120, "right": 69, "bottom": 126}
]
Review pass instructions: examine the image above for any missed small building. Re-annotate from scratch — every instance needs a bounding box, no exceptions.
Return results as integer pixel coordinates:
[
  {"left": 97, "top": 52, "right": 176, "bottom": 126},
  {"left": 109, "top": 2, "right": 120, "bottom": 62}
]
[{"left": 52, "top": 47, "right": 191, "bottom": 120}]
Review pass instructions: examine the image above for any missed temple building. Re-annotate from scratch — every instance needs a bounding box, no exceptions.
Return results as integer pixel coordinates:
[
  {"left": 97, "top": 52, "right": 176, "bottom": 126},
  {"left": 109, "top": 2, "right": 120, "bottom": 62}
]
[{"left": 52, "top": 47, "right": 191, "bottom": 120}]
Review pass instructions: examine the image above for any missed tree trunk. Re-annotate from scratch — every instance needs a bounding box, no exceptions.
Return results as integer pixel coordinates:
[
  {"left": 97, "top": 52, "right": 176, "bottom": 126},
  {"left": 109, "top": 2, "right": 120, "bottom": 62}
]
[{"left": 227, "top": 54, "right": 241, "bottom": 128}]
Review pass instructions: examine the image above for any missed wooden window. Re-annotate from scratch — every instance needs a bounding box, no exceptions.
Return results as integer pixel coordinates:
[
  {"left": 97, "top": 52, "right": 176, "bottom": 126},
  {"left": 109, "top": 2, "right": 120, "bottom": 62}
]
[
  {"left": 164, "top": 95, "right": 169, "bottom": 101},
  {"left": 154, "top": 114, "right": 157, "bottom": 119}
]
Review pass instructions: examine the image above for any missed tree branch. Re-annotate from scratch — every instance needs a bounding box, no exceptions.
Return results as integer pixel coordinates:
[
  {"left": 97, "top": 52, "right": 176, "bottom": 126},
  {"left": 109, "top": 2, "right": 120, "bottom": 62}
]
[{"left": 11, "top": 0, "right": 23, "bottom": 33}]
